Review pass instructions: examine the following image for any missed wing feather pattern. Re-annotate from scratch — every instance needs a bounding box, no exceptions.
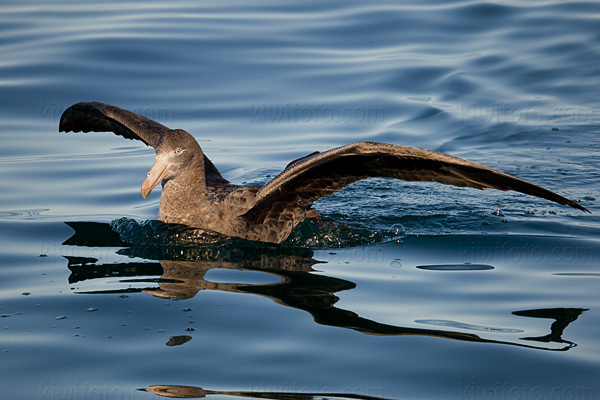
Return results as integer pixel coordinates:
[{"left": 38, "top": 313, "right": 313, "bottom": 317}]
[
  {"left": 59, "top": 101, "right": 227, "bottom": 185},
  {"left": 59, "top": 101, "right": 169, "bottom": 147},
  {"left": 243, "top": 142, "right": 588, "bottom": 223}
]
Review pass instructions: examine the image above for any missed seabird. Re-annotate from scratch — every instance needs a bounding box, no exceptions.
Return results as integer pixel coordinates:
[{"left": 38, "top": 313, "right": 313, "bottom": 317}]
[{"left": 59, "top": 102, "right": 588, "bottom": 243}]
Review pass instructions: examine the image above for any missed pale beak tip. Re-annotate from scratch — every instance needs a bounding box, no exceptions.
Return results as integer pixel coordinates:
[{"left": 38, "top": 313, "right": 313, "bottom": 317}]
[
  {"left": 141, "top": 183, "right": 151, "bottom": 199},
  {"left": 140, "top": 158, "right": 168, "bottom": 200}
]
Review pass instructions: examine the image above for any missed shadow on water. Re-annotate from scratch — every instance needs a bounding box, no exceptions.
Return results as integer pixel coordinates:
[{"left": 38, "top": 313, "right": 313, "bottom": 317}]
[
  {"left": 140, "top": 384, "right": 394, "bottom": 400},
  {"left": 62, "top": 221, "right": 585, "bottom": 352}
]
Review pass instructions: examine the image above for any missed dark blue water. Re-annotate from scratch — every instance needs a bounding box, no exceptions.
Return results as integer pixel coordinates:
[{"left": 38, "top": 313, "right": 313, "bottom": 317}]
[{"left": 1, "top": 1, "right": 600, "bottom": 399}]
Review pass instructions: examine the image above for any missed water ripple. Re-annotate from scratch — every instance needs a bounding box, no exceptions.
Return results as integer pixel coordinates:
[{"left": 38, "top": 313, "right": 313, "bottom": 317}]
[{"left": 415, "top": 319, "right": 523, "bottom": 333}]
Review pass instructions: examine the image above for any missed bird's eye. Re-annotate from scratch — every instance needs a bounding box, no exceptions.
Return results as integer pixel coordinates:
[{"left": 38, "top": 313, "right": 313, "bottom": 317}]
[{"left": 174, "top": 148, "right": 183, "bottom": 155}]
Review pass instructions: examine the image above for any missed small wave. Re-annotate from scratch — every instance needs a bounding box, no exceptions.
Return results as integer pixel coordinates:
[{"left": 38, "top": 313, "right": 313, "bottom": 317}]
[
  {"left": 417, "top": 264, "right": 494, "bottom": 271},
  {"left": 0, "top": 209, "right": 49, "bottom": 220}
]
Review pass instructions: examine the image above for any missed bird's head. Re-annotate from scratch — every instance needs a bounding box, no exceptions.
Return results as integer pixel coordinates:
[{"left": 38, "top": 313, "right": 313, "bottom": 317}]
[{"left": 141, "top": 129, "right": 204, "bottom": 198}]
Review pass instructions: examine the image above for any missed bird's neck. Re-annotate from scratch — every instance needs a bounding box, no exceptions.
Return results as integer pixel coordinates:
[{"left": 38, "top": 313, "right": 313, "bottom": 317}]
[{"left": 158, "top": 175, "right": 208, "bottom": 225}]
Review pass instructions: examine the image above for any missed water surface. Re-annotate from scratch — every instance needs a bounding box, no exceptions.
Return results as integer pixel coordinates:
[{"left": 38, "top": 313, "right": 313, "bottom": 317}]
[{"left": 1, "top": 1, "right": 599, "bottom": 399}]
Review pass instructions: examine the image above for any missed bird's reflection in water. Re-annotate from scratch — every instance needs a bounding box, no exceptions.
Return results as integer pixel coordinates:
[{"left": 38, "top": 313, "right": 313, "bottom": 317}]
[
  {"left": 63, "top": 222, "right": 585, "bottom": 351},
  {"left": 141, "top": 384, "right": 393, "bottom": 400},
  {"left": 513, "top": 308, "right": 587, "bottom": 348}
]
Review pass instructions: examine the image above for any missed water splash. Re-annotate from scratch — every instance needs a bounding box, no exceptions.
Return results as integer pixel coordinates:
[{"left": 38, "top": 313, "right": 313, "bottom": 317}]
[
  {"left": 107, "top": 216, "right": 406, "bottom": 250},
  {"left": 110, "top": 217, "right": 230, "bottom": 247}
]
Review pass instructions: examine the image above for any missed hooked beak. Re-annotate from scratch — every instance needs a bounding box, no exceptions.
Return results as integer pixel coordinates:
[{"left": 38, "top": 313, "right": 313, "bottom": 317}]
[{"left": 141, "top": 157, "right": 169, "bottom": 199}]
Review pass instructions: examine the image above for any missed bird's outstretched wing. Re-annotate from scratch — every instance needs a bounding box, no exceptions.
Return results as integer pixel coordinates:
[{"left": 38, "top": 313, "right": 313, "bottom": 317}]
[
  {"left": 59, "top": 101, "right": 169, "bottom": 148},
  {"left": 242, "top": 142, "right": 588, "bottom": 223},
  {"left": 59, "top": 101, "right": 228, "bottom": 185}
]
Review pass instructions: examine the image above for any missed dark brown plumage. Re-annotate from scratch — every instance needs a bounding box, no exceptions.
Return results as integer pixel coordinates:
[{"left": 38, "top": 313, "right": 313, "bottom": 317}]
[{"left": 59, "top": 101, "right": 589, "bottom": 243}]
